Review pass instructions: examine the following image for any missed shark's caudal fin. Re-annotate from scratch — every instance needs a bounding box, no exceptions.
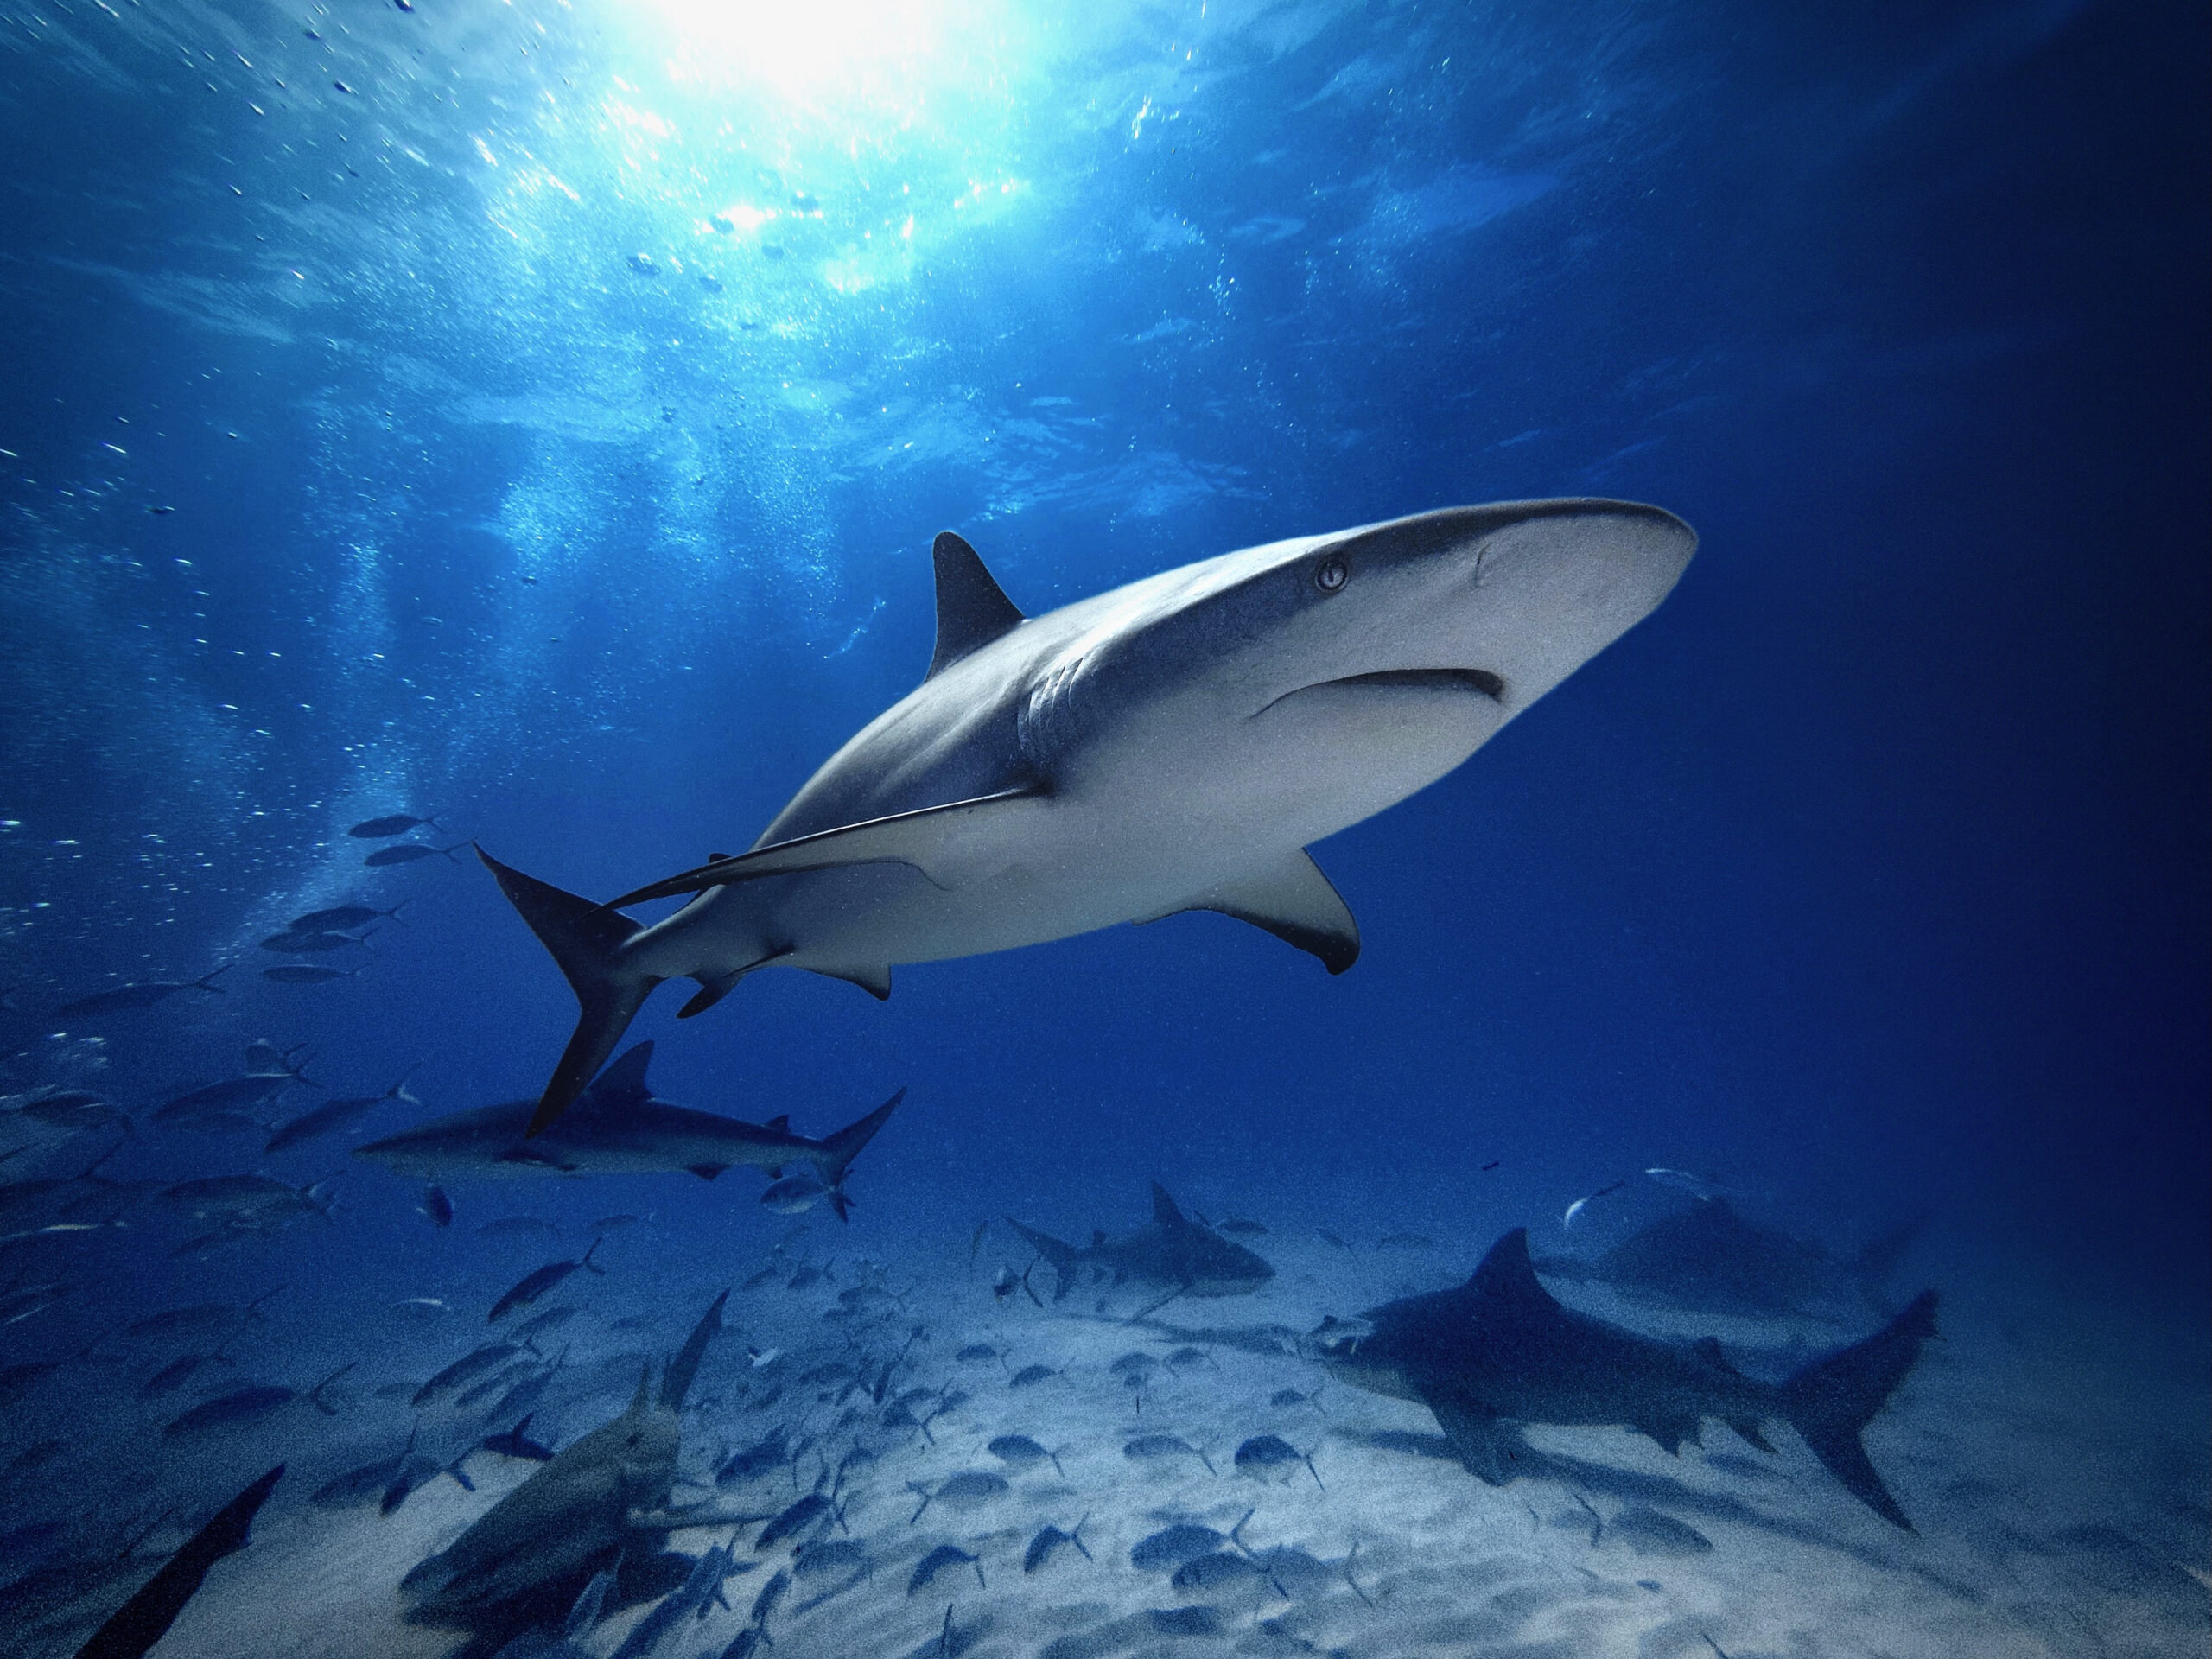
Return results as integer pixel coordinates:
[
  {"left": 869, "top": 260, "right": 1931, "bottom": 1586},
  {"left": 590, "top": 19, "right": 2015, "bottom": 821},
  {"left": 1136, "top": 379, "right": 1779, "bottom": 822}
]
[
  {"left": 1005, "top": 1219, "right": 1082, "bottom": 1301},
  {"left": 1150, "top": 1182, "right": 1188, "bottom": 1228},
  {"left": 816, "top": 1088, "right": 906, "bottom": 1221},
  {"left": 818, "top": 1088, "right": 906, "bottom": 1185},
  {"left": 1778, "top": 1290, "right": 1938, "bottom": 1529},
  {"left": 477, "top": 849, "right": 655, "bottom": 1135}
]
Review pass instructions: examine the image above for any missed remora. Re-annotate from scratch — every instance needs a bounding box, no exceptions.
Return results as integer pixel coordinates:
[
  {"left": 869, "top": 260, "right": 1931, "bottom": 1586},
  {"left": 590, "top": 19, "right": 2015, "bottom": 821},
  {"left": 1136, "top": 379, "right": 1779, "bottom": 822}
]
[
  {"left": 483, "top": 500, "right": 1696, "bottom": 1130},
  {"left": 354, "top": 1041, "right": 899, "bottom": 1211},
  {"left": 1316, "top": 1229, "right": 1939, "bottom": 1529}
]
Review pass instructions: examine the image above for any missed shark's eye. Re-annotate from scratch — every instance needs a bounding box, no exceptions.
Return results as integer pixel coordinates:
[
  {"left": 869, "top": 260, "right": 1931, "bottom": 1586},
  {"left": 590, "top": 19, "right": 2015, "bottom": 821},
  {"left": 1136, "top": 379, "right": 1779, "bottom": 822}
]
[{"left": 1314, "top": 556, "right": 1348, "bottom": 594}]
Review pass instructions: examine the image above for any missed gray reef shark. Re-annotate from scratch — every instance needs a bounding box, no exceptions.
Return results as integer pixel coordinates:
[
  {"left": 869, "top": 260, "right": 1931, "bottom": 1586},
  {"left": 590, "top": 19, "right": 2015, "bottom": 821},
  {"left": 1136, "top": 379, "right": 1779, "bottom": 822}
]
[
  {"left": 402, "top": 1291, "right": 751, "bottom": 1625},
  {"left": 1009, "top": 1183, "right": 1275, "bottom": 1312},
  {"left": 1533, "top": 1198, "right": 1927, "bottom": 1320},
  {"left": 1317, "top": 1228, "right": 1939, "bottom": 1529},
  {"left": 480, "top": 499, "right": 1696, "bottom": 1129},
  {"left": 353, "top": 1042, "right": 899, "bottom": 1219}
]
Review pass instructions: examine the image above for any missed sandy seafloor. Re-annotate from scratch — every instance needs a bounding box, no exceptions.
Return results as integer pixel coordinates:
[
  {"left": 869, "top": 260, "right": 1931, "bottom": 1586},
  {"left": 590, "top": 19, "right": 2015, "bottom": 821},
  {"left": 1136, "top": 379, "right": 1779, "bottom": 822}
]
[{"left": 4, "top": 1211, "right": 2202, "bottom": 1659}]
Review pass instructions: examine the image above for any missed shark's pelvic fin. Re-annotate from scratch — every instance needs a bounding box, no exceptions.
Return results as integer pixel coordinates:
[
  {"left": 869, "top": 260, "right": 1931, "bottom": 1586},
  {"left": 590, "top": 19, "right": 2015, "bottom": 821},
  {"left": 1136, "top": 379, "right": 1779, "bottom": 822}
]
[
  {"left": 1158, "top": 851, "right": 1361, "bottom": 975},
  {"left": 477, "top": 848, "right": 656, "bottom": 1136},
  {"left": 926, "top": 531, "right": 1025, "bottom": 679},
  {"left": 1422, "top": 1389, "right": 1515, "bottom": 1484},
  {"left": 600, "top": 786, "right": 1050, "bottom": 911}
]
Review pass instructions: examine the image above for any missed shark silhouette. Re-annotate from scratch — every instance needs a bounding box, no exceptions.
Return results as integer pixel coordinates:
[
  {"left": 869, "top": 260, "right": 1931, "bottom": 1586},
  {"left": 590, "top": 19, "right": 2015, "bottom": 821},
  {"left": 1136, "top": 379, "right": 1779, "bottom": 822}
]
[
  {"left": 1318, "top": 1229, "right": 1938, "bottom": 1529},
  {"left": 480, "top": 501, "right": 1695, "bottom": 1130}
]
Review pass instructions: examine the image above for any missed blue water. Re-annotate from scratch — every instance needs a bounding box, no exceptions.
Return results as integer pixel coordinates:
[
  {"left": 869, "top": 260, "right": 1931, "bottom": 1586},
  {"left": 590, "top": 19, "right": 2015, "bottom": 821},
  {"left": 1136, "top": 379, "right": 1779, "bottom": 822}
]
[{"left": 1, "top": 3, "right": 2204, "bottom": 1656}]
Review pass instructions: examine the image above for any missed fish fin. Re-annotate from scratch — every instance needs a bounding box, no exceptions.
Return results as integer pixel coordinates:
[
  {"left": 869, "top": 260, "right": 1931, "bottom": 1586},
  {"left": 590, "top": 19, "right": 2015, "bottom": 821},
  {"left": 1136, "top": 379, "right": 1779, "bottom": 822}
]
[
  {"left": 1465, "top": 1228, "right": 1568, "bottom": 1316},
  {"left": 1150, "top": 1182, "right": 1187, "bottom": 1228},
  {"left": 805, "top": 963, "right": 893, "bottom": 1001},
  {"left": 765, "top": 1115, "right": 791, "bottom": 1132},
  {"left": 1779, "top": 1290, "right": 1937, "bottom": 1529},
  {"left": 1690, "top": 1336, "right": 1741, "bottom": 1376},
  {"left": 1726, "top": 1417, "right": 1777, "bottom": 1454},
  {"left": 1148, "top": 850, "right": 1360, "bottom": 975},
  {"left": 1421, "top": 1389, "right": 1516, "bottom": 1484},
  {"left": 1005, "top": 1219, "right": 1080, "bottom": 1301},
  {"left": 925, "top": 530, "right": 1025, "bottom": 678},
  {"left": 817, "top": 1087, "right": 903, "bottom": 1186},
  {"left": 660, "top": 1289, "right": 728, "bottom": 1411},
  {"left": 828, "top": 1185, "right": 853, "bottom": 1223},
  {"left": 1635, "top": 1414, "right": 1698, "bottom": 1456},
  {"left": 476, "top": 847, "right": 656, "bottom": 1135},
  {"left": 678, "top": 972, "right": 743, "bottom": 1019},
  {"left": 597, "top": 786, "right": 1051, "bottom": 910},
  {"left": 686, "top": 1164, "right": 728, "bottom": 1181},
  {"left": 590, "top": 1042, "right": 656, "bottom": 1101}
]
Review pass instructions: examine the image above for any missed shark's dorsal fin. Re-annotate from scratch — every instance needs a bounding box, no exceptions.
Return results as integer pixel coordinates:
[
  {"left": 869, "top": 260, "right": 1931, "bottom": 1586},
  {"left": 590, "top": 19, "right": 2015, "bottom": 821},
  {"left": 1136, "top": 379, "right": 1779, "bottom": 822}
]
[
  {"left": 660, "top": 1289, "right": 728, "bottom": 1412},
  {"left": 1151, "top": 1183, "right": 1188, "bottom": 1228},
  {"left": 1149, "top": 852, "right": 1360, "bottom": 976},
  {"left": 592, "top": 1041, "right": 655, "bottom": 1101},
  {"left": 628, "top": 1363, "right": 652, "bottom": 1414},
  {"left": 1469, "top": 1229, "right": 1560, "bottom": 1311},
  {"left": 764, "top": 1115, "right": 790, "bottom": 1132},
  {"left": 926, "top": 531, "right": 1024, "bottom": 679}
]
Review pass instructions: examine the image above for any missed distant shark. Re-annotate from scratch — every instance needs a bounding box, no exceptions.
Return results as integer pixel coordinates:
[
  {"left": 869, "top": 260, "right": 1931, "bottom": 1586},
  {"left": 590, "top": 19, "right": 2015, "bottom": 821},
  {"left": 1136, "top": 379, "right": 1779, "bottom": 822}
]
[
  {"left": 402, "top": 1291, "right": 751, "bottom": 1625},
  {"left": 1009, "top": 1182, "right": 1275, "bottom": 1311},
  {"left": 1533, "top": 1198, "right": 1928, "bottom": 1320},
  {"left": 353, "top": 1042, "right": 899, "bottom": 1219},
  {"left": 480, "top": 500, "right": 1696, "bottom": 1130},
  {"left": 1317, "top": 1229, "right": 1938, "bottom": 1529}
]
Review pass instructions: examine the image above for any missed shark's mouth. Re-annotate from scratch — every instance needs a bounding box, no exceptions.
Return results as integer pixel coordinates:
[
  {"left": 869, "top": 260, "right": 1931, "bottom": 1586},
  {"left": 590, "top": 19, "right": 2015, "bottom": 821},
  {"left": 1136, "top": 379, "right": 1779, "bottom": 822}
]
[{"left": 1259, "top": 666, "right": 1505, "bottom": 717}]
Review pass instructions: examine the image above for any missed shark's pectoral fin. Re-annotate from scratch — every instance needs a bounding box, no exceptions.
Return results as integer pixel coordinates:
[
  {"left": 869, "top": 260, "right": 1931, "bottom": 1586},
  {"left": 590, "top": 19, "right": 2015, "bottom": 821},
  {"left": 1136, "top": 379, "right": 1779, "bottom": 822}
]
[
  {"left": 1421, "top": 1389, "right": 1516, "bottom": 1484},
  {"left": 807, "top": 963, "right": 892, "bottom": 1001},
  {"left": 601, "top": 786, "right": 1050, "bottom": 910},
  {"left": 1147, "top": 851, "right": 1360, "bottom": 975}
]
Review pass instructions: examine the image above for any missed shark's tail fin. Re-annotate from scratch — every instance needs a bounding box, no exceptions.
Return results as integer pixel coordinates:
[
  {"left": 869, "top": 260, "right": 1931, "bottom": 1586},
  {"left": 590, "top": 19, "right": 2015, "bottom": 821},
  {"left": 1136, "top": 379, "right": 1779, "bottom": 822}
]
[
  {"left": 1005, "top": 1219, "right": 1081, "bottom": 1301},
  {"left": 1846, "top": 1212, "right": 1930, "bottom": 1314},
  {"left": 817, "top": 1088, "right": 906, "bottom": 1199},
  {"left": 1778, "top": 1290, "right": 1937, "bottom": 1529},
  {"left": 477, "top": 848, "right": 654, "bottom": 1135}
]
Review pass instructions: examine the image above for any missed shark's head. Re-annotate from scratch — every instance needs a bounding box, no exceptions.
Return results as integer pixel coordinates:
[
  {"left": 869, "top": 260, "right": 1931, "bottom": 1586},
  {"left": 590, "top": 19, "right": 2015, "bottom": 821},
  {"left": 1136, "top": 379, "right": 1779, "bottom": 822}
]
[
  {"left": 1306, "top": 1312, "right": 1421, "bottom": 1401},
  {"left": 1031, "top": 499, "right": 1695, "bottom": 848},
  {"left": 1185, "top": 1234, "right": 1277, "bottom": 1297}
]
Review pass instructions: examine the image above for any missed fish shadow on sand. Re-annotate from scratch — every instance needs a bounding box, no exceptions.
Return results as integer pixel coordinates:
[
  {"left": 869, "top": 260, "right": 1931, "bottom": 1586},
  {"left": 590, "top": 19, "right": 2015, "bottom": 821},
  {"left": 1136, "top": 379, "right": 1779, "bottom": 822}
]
[{"left": 1336, "top": 1427, "right": 1986, "bottom": 1602}]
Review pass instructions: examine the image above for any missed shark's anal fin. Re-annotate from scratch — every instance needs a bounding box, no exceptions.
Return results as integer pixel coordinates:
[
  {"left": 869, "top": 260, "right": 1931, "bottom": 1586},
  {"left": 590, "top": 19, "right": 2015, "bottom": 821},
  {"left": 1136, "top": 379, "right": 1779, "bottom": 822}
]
[
  {"left": 601, "top": 787, "right": 1049, "bottom": 911},
  {"left": 686, "top": 1164, "right": 727, "bottom": 1182},
  {"left": 1149, "top": 851, "right": 1360, "bottom": 976},
  {"left": 807, "top": 963, "right": 892, "bottom": 1001},
  {"left": 1421, "top": 1389, "right": 1515, "bottom": 1484},
  {"left": 926, "top": 531, "right": 1025, "bottom": 678}
]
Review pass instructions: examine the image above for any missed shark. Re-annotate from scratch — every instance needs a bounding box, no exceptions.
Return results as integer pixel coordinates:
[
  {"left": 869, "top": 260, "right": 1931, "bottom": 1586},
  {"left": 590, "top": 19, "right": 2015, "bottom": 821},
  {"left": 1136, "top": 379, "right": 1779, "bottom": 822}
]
[
  {"left": 1008, "top": 1183, "right": 1275, "bottom": 1312},
  {"left": 401, "top": 1291, "right": 755, "bottom": 1626},
  {"left": 1532, "top": 1198, "right": 1928, "bottom": 1320},
  {"left": 353, "top": 1042, "right": 899, "bottom": 1218},
  {"left": 1315, "top": 1229, "right": 1939, "bottom": 1529},
  {"left": 480, "top": 499, "right": 1696, "bottom": 1130}
]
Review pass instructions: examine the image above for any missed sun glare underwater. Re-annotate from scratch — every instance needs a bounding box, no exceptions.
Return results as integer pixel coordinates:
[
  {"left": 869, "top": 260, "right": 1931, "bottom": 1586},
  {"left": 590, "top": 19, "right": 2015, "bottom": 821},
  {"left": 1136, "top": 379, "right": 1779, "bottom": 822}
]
[{"left": 0, "top": 1, "right": 2205, "bottom": 1656}]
